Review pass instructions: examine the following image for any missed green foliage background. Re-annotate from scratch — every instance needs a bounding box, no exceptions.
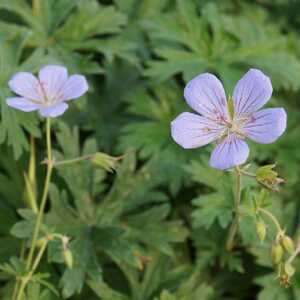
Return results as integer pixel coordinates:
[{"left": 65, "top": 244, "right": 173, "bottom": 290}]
[{"left": 1, "top": 0, "right": 300, "bottom": 299}]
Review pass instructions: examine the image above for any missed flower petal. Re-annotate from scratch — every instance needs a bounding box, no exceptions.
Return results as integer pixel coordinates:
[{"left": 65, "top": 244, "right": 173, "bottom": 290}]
[
  {"left": 184, "top": 73, "right": 228, "bottom": 121},
  {"left": 8, "top": 72, "right": 41, "bottom": 100},
  {"left": 38, "top": 65, "right": 68, "bottom": 102},
  {"left": 6, "top": 97, "right": 41, "bottom": 112},
  {"left": 62, "top": 75, "right": 89, "bottom": 100},
  {"left": 232, "top": 69, "right": 272, "bottom": 117},
  {"left": 39, "top": 102, "right": 68, "bottom": 118},
  {"left": 171, "top": 112, "right": 224, "bottom": 149},
  {"left": 242, "top": 108, "right": 287, "bottom": 144},
  {"left": 209, "top": 135, "right": 249, "bottom": 170}
]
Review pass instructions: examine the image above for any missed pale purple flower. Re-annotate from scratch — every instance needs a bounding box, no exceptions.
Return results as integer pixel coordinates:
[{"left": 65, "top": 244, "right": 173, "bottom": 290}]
[
  {"left": 6, "top": 65, "right": 88, "bottom": 118},
  {"left": 171, "top": 69, "right": 287, "bottom": 170}
]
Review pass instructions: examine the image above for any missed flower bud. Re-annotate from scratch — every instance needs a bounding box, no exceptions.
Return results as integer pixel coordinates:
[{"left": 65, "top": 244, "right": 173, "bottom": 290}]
[
  {"left": 255, "top": 221, "right": 266, "bottom": 242},
  {"left": 256, "top": 164, "right": 284, "bottom": 191},
  {"left": 90, "top": 153, "right": 119, "bottom": 172},
  {"left": 281, "top": 236, "right": 295, "bottom": 254},
  {"left": 284, "top": 262, "right": 295, "bottom": 277},
  {"left": 63, "top": 249, "right": 74, "bottom": 269},
  {"left": 271, "top": 243, "right": 283, "bottom": 265}
]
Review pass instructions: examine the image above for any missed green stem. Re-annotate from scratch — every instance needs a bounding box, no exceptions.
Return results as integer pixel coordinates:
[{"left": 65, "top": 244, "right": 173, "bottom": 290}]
[
  {"left": 15, "top": 280, "right": 26, "bottom": 300},
  {"left": 54, "top": 155, "right": 92, "bottom": 167},
  {"left": 26, "top": 118, "right": 53, "bottom": 270},
  {"left": 287, "top": 244, "right": 300, "bottom": 264},
  {"left": 226, "top": 166, "right": 242, "bottom": 251},
  {"left": 15, "top": 241, "right": 48, "bottom": 300},
  {"left": 259, "top": 208, "right": 283, "bottom": 233},
  {"left": 32, "top": 0, "right": 40, "bottom": 16},
  {"left": 240, "top": 170, "right": 256, "bottom": 178},
  {"left": 29, "top": 240, "right": 48, "bottom": 273},
  {"left": 12, "top": 241, "right": 26, "bottom": 300},
  {"left": 27, "top": 136, "right": 38, "bottom": 213},
  {"left": 12, "top": 280, "right": 19, "bottom": 300}
]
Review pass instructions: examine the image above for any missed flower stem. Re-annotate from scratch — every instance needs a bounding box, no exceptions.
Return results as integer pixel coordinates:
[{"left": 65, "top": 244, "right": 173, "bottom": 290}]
[
  {"left": 259, "top": 208, "right": 283, "bottom": 233},
  {"left": 26, "top": 118, "right": 53, "bottom": 270},
  {"left": 240, "top": 170, "right": 256, "bottom": 178},
  {"left": 25, "top": 136, "right": 38, "bottom": 214},
  {"left": 15, "top": 240, "right": 48, "bottom": 300},
  {"left": 226, "top": 166, "right": 242, "bottom": 251},
  {"left": 15, "top": 119, "right": 52, "bottom": 299},
  {"left": 32, "top": 0, "right": 40, "bottom": 16},
  {"left": 12, "top": 280, "right": 19, "bottom": 300},
  {"left": 287, "top": 241, "right": 300, "bottom": 264},
  {"left": 54, "top": 155, "right": 92, "bottom": 167},
  {"left": 11, "top": 242, "right": 26, "bottom": 300}
]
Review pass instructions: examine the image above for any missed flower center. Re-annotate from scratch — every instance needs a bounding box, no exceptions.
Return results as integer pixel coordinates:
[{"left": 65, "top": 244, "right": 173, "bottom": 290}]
[
  {"left": 229, "top": 122, "right": 239, "bottom": 132},
  {"left": 225, "top": 118, "right": 247, "bottom": 139}
]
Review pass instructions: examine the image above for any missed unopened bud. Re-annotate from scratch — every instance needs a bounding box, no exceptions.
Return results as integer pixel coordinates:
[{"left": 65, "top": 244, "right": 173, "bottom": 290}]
[
  {"left": 271, "top": 243, "right": 283, "bottom": 265},
  {"left": 256, "top": 221, "right": 266, "bottom": 242},
  {"left": 63, "top": 249, "right": 73, "bottom": 269},
  {"left": 281, "top": 236, "right": 295, "bottom": 254},
  {"left": 256, "top": 165, "right": 284, "bottom": 191},
  {"left": 284, "top": 262, "right": 295, "bottom": 277},
  {"left": 90, "top": 153, "right": 119, "bottom": 172}
]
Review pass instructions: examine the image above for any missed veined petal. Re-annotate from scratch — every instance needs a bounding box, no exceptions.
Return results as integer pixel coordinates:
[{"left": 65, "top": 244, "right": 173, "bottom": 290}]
[
  {"left": 8, "top": 72, "right": 41, "bottom": 101},
  {"left": 209, "top": 135, "right": 249, "bottom": 170},
  {"left": 242, "top": 108, "right": 287, "bottom": 144},
  {"left": 39, "top": 102, "right": 68, "bottom": 118},
  {"left": 38, "top": 65, "right": 68, "bottom": 102},
  {"left": 62, "top": 75, "right": 88, "bottom": 100},
  {"left": 232, "top": 69, "right": 272, "bottom": 118},
  {"left": 171, "top": 112, "right": 224, "bottom": 149},
  {"left": 6, "top": 97, "right": 41, "bottom": 112},
  {"left": 184, "top": 73, "right": 228, "bottom": 121}
]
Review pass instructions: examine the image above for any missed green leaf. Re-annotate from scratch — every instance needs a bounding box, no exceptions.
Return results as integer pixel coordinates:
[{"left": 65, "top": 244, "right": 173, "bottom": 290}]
[
  {"left": 0, "top": 33, "right": 41, "bottom": 159},
  {"left": 144, "top": 1, "right": 300, "bottom": 91},
  {"left": 92, "top": 227, "right": 141, "bottom": 268},
  {"left": 87, "top": 280, "right": 130, "bottom": 300},
  {"left": 60, "top": 268, "right": 85, "bottom": 299},
  {"left": 192, "top": 193, "right": 232, "bottom": 229},
  {"left": 256, "top": 274, "right": 290, "bottom": 300},
  {"left": 10, "top": 220, "right": 35, "bottom": 239},
  {"left": 55, "top": 1, "right": 127, "bottom": 45}
]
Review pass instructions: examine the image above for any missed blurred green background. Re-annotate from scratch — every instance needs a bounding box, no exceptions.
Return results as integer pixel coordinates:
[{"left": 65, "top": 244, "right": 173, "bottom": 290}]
[{"left": 1, "top": 0, "right": 300, "bottom": 299}]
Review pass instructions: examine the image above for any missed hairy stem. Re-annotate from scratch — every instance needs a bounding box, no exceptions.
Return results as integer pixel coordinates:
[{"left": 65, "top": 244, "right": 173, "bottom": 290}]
[
  {"left": 26, "top": 118, "right": 53, "bottom": 270},
  {"left": 226, "top": 166, "right": 242, "bottom": 251},
  {"left": 287, "top": 242, "right": 300, "bottom": 264},
  {"left": 12, "top": 280, "right": 19, "bottom": 300},
  {"left": 240, "top": 169, "right": 256, "bottom": 178},
  {"left": 26, "top": 136, "right": 38, "bottom": 213},
  {"left": 32, "top": 0, "right": 40, "bottom": 16},
  {"left": 16, "top": 240, "right": 48, "bottom": 300},
  {"left": 54, "top": 154, "right": 92, "bottom": 167},
  {"left": 15, "top": 119, "right": 53, "bottom": 300},
  {"left": 259, "top": 208, "right": 283, "bottom": 233}
]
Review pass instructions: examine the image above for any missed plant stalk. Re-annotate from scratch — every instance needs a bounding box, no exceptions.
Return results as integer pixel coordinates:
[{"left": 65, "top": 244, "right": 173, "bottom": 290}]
[
  {"left": 15, "top": 240, "right": 48, "bottom": 300},
  {"left": 54, "top": 154, "right": 92, "bottom": 167},
  {"left": 259, "top": 208, "right": 283, "bottom": 233},
  {"left": 32, "top": 0, "right": 40, "bottom": 16},
  {"left": 226, "top": 166, "right": 242, "bottom": 251},
  {"left": 26, "top": 118, "right": 53, "bottom": 270},
  {"left": 15, "top": 119, "right": 53, "bottom": 300},
  {"left": 287, "top": 242, "right": 300, "bottom": 264}
]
